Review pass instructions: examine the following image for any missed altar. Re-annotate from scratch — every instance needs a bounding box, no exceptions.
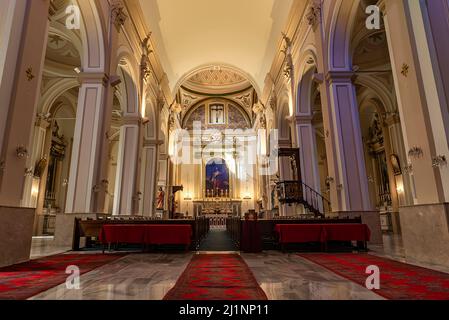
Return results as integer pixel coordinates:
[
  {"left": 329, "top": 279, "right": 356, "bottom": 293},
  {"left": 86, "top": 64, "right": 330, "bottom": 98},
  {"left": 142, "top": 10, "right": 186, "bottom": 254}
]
[{"left": 193, "top": 199, "right": 242, "bottom": 216}]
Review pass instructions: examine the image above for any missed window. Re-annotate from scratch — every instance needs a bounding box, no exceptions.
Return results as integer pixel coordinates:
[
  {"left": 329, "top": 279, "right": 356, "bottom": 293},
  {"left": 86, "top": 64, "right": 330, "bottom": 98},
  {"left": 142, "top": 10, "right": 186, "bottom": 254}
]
[{"left": 209, "top": 104, "right": 225, "bottom": 124}]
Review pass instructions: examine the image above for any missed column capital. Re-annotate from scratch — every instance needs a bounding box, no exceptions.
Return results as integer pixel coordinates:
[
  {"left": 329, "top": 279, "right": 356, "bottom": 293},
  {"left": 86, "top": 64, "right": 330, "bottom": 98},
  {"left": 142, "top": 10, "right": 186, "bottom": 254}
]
[
  {"left": 326, "top": 71, "right": 356, "bottom": 84},
  {"left": 120, "top": 115, "right": 141, "bottom": 126},
  {"left": 77, "top": 72, "right": 109, "bottom": 86},
  {"left": 295, "top": 115, "right": 314, "bottom": 124},
  {"left": 143, "top": 139, "right": 164, "bottom": 147},
  {"left": 34, "top": 116, "right": 50, "bottom": 129},
  {"left": 383, "top": 112, "right": 401, "bottom": 126}
]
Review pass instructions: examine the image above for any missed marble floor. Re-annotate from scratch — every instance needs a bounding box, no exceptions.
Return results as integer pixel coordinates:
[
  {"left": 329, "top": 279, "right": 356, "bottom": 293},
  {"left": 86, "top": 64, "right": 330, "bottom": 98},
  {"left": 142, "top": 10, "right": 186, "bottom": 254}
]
[
  {"left": 30, "top": 253, "right": 193, "bottom": 300},
  {"left": 25, "top": 234, "right": 449, "bottom": 300},
  {"left": 30, "top": 236, "right": 71, "bottom": 259}
]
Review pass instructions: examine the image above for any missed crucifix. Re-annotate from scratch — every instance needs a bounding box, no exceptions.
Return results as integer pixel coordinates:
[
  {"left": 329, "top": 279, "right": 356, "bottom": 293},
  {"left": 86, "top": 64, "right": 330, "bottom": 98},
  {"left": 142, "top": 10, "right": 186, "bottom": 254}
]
[{"left": 209, "top": 104, "right": 224, "bottom": 124}]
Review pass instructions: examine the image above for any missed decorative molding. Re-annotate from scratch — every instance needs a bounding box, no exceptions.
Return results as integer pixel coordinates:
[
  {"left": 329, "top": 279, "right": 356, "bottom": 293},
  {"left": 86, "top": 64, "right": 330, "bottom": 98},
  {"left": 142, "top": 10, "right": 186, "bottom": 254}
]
[
  {"left": 26, "top": 67, "right": 35, "bottom": 81},
  {"left": 306, "top": 2, "right": 322, "bottom": 29},
  {"left": 16, "top": 146, "right": 29, "bottom": 159},
  {"left": 408, "top": 146, "right": 423, "bottom": 159},
  {"left": 111, "top": 4, "right": 128, "bottom": 31},
  {"left": 432, "top": 155, "right": 447, "bottom": 168},
  {"left": 401, "top": 63, "right": 409, "bottom": 77}
]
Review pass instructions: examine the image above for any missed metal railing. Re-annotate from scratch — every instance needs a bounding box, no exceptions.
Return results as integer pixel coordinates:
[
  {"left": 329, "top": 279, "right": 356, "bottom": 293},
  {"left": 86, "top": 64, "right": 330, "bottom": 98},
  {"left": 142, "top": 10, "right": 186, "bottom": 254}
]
[{"left": 276, "top": 181, "right": 331, "bottom": 217}]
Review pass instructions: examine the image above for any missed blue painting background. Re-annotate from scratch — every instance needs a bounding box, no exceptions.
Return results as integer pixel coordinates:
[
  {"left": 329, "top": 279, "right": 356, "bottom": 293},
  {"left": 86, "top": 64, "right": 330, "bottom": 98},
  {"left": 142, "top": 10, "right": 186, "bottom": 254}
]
[{"left": 206, "top": 158, "right": 229, "bottom": 195}]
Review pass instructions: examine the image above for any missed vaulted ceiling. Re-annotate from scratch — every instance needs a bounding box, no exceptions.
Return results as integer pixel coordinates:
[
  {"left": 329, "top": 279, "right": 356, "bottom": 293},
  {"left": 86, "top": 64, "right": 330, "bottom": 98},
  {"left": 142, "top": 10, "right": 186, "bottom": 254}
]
[{"left": 138, "top": 0, "right": 293, "bottom": 94}]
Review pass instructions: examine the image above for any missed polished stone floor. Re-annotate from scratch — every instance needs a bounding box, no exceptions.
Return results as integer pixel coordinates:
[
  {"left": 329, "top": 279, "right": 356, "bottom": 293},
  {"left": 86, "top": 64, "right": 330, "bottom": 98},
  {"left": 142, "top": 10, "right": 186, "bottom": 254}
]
[
  {"left": 30, "top": 253, "right": 193, "bottom": 300},
  {"left": 26, "top": 234, "right": 449, "bottom": 300}
]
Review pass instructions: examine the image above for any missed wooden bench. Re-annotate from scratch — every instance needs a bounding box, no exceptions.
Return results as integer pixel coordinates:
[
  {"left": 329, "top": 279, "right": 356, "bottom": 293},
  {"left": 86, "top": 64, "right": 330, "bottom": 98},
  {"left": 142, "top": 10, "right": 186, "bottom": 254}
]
[{"left": 73, "top": 216, "right": 208, "bottom": 251}]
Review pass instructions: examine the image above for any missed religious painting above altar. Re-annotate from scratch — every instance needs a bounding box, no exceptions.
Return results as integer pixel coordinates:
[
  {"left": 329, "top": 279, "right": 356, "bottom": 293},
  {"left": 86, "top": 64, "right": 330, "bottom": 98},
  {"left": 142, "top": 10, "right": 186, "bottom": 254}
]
[{"left": 205, "top": 158, "right": 230, "bottom": 198}]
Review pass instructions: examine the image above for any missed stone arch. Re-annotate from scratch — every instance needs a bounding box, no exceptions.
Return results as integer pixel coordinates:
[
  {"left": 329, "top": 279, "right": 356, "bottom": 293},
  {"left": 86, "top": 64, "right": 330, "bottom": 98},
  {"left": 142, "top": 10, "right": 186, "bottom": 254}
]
[
  {"left": 76, "top": 0, "right": 106, "bottom": 72},
  {"left": 117, "top": 59, "right": 139, "bottom": 116},
  {"left": 174, "top": 63, "right": 261, "bottom": 97},
  {"left": 327, "top": 0, "right": 360, "bottom": 70}
]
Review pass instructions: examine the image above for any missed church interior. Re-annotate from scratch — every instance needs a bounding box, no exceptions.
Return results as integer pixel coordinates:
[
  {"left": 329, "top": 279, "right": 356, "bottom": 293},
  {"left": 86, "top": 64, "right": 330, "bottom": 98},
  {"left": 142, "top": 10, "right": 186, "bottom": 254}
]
[{"left": 1, "top": 0, "right": 449, "bottom": 302}]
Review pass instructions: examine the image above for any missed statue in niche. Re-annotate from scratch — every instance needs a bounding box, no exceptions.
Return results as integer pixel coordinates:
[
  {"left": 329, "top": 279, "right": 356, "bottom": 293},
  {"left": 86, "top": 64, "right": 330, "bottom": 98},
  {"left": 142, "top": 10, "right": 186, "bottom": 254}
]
[
  {"left": 156, "top": 187, "right": 165, "bottom": 210},
  {"left": 369, "top": 113, "right": 383, "bottom": 143},
  {"left": 34, "top": 156, "right": 48, "bottom": 178}
]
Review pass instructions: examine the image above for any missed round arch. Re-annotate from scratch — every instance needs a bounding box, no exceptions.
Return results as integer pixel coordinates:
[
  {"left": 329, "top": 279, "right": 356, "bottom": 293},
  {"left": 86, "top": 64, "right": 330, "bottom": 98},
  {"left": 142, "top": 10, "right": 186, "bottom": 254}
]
[
  {"left": 174, "top": 63, "right": 261, "bottom": 97},
  {"left": 76, "top": 0, "right": 106, "bottom": 72},
  {"left": 327, "top": 0, "right": 360, "bottom": 70}
]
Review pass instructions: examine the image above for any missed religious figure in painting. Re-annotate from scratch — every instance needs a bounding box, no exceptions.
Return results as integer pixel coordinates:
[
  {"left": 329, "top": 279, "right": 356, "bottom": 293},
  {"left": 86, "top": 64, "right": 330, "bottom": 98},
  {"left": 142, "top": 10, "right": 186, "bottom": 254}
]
[{"left": 206, "top": 159, "right": 229, "bottom": 197}]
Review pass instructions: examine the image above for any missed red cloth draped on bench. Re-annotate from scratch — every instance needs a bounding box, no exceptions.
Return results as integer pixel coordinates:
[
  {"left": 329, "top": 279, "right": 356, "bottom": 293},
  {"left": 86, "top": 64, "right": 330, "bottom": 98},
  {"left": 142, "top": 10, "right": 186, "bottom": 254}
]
[
  {"left": 275, "top": 224, "right": 370, "bottom": 244},
  {"left": 99, "top": 224, "right": 192, "bottom": 246}
]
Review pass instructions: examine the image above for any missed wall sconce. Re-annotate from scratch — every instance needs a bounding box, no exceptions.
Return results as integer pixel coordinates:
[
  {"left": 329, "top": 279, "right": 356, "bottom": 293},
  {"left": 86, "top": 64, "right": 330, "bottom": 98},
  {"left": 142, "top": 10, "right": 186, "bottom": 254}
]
[
  {"left": 408, "top": 147, "right": 423, "bottom": 159},
  {"left": 396, "top": 183, "right": 404, "bottom": 194},
  {"left": 325, "top": 176, "right": 334, "bottom": 184},
  {"left": 16, "top": 145, "right": 29, "bottom": 159},
  {"left": 337, "top": 184, "right": 344, "bottom": 191},
  {"left": 432, "top": 155, "right": 447, "bottom": 168}
]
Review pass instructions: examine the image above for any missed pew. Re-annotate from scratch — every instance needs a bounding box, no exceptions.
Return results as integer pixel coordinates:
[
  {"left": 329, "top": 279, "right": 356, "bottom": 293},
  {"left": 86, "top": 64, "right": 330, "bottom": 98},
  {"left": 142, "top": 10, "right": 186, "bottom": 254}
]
[
  {"left": 73, "top": 216, "right": 209, "bottom": 251},
  {"left": 226, "top": 216, "right": 363, "bottom": 252}
]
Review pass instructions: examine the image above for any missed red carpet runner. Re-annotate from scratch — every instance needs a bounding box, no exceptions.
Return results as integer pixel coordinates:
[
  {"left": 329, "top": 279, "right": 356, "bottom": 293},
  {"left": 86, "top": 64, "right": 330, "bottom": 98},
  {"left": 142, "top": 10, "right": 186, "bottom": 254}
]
[
  {"left": 164, "top": 254, "right": 267, "bottom": 300},
  {"left": 299, "top": 253, "right": 449, "bottom": 300},
  {"left": 0, "top": 253, "right": 125, "bottom": 300}
]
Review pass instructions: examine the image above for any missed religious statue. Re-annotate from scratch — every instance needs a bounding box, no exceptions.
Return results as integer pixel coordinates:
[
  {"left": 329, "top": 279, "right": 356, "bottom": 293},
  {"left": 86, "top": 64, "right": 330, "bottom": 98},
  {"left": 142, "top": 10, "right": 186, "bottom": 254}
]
[{"left": 156, "top": 187, "right": 165, "bottom": 210}]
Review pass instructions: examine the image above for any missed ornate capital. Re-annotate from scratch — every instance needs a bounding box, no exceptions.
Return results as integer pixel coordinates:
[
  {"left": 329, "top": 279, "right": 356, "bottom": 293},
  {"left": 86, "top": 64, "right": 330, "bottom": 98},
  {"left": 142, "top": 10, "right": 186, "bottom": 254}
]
[
  {"left": 306, "top": 2, "right": 322, "bottom": 29},
  {"left": 259, "top": 113, "right": 267, "bottom": 129},
  {"left": 141, "top": 57, "right": 151, "bottom": 82}
]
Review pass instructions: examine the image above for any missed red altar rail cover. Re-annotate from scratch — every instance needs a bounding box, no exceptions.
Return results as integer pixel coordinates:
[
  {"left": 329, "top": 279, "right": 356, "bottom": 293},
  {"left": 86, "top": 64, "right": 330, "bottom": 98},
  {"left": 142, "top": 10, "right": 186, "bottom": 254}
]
[
  {"left": 275, "top": 224, "right": 371, "bottom": 244},
  {"left": 99, "top": 224, "right": 192, "bottom": 245}
]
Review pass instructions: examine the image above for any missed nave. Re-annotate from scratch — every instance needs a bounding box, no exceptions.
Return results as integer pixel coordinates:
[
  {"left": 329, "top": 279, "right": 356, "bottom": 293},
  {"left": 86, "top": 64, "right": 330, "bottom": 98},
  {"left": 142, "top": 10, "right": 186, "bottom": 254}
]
[
  {"left": 0, "top": 233, "right": 448, "bottom": 300},
  {"left": 1, "top": 0, "right": 449, "bottom": 303}
]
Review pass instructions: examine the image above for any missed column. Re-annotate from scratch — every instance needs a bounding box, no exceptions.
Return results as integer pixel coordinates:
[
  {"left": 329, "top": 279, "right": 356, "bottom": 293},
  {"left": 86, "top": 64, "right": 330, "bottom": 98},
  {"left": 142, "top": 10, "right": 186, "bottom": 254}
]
[
  {"left": 324, "top": 72, "right": 372, "bottom": 212},
  {"left": 380, "top": 0, "right": 445, "bottom": 204},
  {"left": 21, "top": 118, "right": 50, "bottom": 208},
  {"left": 379, "top": 0, "right": 449, "bottom": 265},
  {"left": 113, "top": 117, "right": 140, "bottom": 215},
  {"left": 139, "top": 140, "right": 159, "bottom": 216},
  {"left": 0, "top": 0, "right": 50, "bottom": 206},
  {"left": 65, "top": 73, "right": 109, "bottom": 213},
  {"left": 295, "top": 117, "right": 321, "bottom": 192}
]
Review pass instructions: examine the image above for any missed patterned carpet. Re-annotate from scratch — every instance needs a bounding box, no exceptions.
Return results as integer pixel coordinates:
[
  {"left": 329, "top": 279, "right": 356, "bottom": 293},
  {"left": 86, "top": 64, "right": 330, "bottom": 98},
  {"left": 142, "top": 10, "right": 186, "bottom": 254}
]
[
  {"left": 0, "top": 253, "right": 125, "bottom": 300},
  {"left": 164, "top": 254, "right": 267, "bottom": 300},
  {"left": 299, "top": 253, "right": 449, "bottom": 300}
]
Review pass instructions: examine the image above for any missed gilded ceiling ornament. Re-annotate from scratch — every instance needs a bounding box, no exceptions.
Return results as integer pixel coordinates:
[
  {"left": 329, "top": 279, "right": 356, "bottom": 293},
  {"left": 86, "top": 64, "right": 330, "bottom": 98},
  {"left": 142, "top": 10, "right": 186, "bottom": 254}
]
[
  {"left": 111, "top": 4, "right": 127, "bottom": 31},
  {"left": 306, "top": 2, "right": 322, "bottom": 28},
  {"left": 269, "top": 95, "right": 277, "bottom": 110},
  {"left": 26, "top": 67, "right": 35, "bottom": 81},
  {"left": 401, "top": 63, "right": 409, "bottom": 77},
  {"left": 142, "top": 32, "right": 153, "bottom": 55},
  {"left": 281, "top": 32, "right": 292, "bottom": 55},
  {"left": 259, "top": 114, "right": 267, "bottom": 129},
  {"left": 141, "top": 60, "right": 151, "bottom": 82},
  {"left": 432, "top": 155, "right": 447, "bottom": 168}
]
